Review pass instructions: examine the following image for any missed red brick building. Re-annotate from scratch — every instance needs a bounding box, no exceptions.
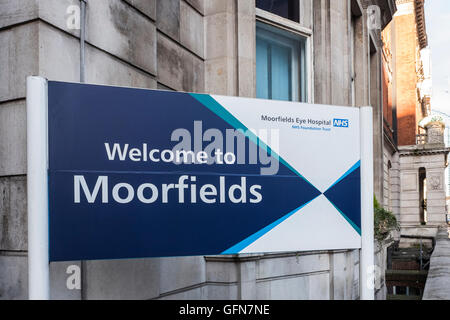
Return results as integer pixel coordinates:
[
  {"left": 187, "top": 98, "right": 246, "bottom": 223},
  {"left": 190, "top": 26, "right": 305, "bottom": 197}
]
[
  {"left": 381, "top": 0, "right": 448, "bottom": 240},
  {"left": 383, "top": 0, "right": 429, "bottom": 147}
]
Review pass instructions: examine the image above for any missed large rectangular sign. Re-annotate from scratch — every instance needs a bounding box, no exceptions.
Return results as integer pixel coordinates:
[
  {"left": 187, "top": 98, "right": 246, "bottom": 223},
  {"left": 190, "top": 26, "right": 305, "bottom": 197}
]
[{"left": 47, "top": 81, "right": 361, "bottom": 262}]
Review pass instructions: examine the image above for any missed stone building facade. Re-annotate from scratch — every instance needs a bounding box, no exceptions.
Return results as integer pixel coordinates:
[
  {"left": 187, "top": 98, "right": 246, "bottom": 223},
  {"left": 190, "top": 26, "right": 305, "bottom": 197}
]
[
  {"left": 0, "top": 0, "right": 396, "bottom": 299},
  {"left": 380, "top": 0, "right": 448, "bottom": 244}
]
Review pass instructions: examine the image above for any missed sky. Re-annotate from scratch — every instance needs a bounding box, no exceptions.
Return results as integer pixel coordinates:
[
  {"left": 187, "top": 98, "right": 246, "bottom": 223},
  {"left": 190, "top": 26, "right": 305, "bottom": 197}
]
[{"left": 425, "top": 0, "right": 450, "bottom": 114}]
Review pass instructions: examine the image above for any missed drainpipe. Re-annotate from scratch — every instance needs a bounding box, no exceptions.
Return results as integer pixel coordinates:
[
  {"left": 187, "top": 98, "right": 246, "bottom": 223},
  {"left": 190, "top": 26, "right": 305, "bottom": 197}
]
[
  {"left": 80, "top": 0, "right": 87, "bottom": 83},
  {"left": 79, "top": 0, "right": 87, "bottom": 300}
]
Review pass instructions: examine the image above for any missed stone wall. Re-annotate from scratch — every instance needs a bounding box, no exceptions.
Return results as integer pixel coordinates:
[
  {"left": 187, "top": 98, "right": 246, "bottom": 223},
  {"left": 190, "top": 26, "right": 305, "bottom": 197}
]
[
  {"left": 0, "top": 0, "right": 391, "bottom": 300},
  {"left": 54, "top": 248, "right": 388, "bottom": 300},
  {"left": 0, "top": 0, "right": 205, "bottom": 300},
  {"left": 383, "top": 145, "right": 400, "bottom": 218},
  {"left": 78, "top": 251, "right": 361, "bottom": 300},
  {"left": 397, "top": 146, "right": 449, "bottom": 240},
  {"left": 422, "top": 227, "right": 450, "bottom": 300}
]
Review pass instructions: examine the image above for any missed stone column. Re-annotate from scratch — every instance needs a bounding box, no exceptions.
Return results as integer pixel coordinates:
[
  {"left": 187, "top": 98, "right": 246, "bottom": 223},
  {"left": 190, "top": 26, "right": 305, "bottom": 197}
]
[{"left": 204, "top": 0, "right": 256, "bottom": 98}]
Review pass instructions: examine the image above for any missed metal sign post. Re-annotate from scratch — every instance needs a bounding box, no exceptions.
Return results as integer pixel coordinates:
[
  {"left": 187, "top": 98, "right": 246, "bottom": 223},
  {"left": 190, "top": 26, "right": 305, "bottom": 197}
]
[
  {"left": 359, "top": 106, "right": 375, "bottom": 300},
  {"left": 27, "top": 76, "right": 50, "bottom": 300}
]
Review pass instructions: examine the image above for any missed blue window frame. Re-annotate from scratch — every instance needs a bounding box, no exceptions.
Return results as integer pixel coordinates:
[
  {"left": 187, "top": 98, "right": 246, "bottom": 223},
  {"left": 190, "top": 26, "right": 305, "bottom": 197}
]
[{"left": 256, "top": 22, "right": 307, "bottom": 102}]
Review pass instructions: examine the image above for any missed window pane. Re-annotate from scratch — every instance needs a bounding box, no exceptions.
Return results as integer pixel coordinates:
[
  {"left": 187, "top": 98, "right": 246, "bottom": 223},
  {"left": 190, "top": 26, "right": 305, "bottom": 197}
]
[
  {"left": 300, "top": 41, "right": 307, "bottom": 102},
  {"left": 256, "top": 22, "right": 307, "bottom": 102},
  {"left": 256, "top": 0, "right": 300, "bottom": 23},
  {"left": 271, "top": 44, "right": 292, "bottom": 101}
]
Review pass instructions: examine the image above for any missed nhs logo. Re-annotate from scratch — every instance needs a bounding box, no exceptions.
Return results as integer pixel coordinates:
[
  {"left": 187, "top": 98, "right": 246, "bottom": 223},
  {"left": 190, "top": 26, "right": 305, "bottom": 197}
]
[{"left": 333, "top": 119, "right": 349, "bottom": 128}]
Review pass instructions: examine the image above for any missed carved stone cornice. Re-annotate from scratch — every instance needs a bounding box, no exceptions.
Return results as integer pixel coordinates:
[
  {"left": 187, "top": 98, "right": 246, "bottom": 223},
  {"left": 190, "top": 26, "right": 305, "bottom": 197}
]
[
  {"left": 398, "top": 145, "right": 450, "bottom": 157},
  {"left": 414, "top": 0, "right": 428, "bottom": 49},
  {"left": 395, "top": 0, "right": 428, "bottom": 48}
]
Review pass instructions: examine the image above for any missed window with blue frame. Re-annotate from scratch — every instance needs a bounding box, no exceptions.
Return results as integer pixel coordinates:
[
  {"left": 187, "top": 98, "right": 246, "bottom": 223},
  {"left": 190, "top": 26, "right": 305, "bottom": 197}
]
[{"left": 256, "top": 22, "right": 307, "bottom": 102}]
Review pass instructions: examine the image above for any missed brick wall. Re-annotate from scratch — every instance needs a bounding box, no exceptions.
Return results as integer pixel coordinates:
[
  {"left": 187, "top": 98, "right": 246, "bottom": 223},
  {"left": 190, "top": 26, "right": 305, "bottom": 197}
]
[{"left": 394, "top": 11, "right": 419, "bottom": 146}]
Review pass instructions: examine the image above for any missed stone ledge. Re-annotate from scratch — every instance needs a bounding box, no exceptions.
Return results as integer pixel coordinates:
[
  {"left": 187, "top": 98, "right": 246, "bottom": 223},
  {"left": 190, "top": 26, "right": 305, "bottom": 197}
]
[
  {"left": 398, "top": 144, "right": 450, "bottom": 157},
  {"left": 204, "top": 249, "right": 358, "bottom": 263},
  {"left": 422, "top": 227, "right": 450, "bottom": 300}
]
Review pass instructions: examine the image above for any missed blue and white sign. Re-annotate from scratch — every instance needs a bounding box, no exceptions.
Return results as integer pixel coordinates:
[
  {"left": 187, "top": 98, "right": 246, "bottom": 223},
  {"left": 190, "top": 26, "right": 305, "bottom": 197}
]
[{"left": 46, "top": 81, "right": 362, "bottom": 262}]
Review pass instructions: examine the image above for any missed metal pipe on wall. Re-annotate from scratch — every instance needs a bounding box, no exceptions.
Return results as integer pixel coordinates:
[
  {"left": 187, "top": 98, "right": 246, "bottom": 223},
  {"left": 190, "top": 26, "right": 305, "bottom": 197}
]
[
  {"left": 79, "top": 1, "right": 87, "bottom": 300},
  {"left": 80, "top": 0, "right": 87, "bottom": 83}
]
